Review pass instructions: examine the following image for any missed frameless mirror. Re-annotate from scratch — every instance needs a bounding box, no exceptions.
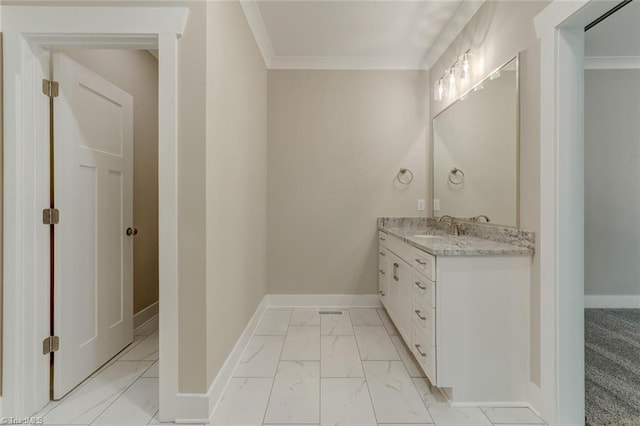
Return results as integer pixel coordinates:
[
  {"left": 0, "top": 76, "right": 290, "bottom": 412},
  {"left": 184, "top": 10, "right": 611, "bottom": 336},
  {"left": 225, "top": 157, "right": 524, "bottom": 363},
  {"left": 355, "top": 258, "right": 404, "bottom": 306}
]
[{"left": 433, "top": 56, "right": 519, "bottom": 227}]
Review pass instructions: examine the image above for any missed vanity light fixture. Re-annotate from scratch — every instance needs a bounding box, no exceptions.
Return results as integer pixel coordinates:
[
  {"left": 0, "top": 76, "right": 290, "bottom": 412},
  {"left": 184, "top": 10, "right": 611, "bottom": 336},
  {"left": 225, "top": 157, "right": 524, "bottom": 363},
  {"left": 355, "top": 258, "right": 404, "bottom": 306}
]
[{"left": 433, "top": 49, "right": 472, "bottom": 101}]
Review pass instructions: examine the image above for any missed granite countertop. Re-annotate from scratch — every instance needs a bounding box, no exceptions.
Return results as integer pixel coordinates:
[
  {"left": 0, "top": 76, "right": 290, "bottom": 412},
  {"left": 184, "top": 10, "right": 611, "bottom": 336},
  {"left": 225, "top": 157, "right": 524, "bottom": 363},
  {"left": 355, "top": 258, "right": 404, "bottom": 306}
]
[{"left": 378, "top": 219, "right": 534, "bottom": 257}]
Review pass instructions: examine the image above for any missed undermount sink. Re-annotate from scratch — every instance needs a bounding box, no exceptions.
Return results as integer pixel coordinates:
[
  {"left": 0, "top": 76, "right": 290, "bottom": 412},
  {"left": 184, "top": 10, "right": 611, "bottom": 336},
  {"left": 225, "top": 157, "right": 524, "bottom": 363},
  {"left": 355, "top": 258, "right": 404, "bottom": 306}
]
[{"left": 412, "top": 234, "right": 442, "bottom": 239}]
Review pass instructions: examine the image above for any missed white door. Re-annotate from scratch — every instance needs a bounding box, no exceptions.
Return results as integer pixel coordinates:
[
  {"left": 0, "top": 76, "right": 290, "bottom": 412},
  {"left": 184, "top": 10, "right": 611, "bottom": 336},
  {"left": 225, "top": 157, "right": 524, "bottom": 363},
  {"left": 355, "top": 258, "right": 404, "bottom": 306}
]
[{"left": 52, "top": 53, "right": 134, "bottom": 399}]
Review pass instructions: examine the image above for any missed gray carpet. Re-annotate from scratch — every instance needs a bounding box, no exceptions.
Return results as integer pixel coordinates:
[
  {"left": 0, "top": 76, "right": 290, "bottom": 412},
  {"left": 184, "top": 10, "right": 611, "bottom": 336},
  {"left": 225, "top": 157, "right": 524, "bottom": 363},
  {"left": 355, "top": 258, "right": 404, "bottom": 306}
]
[{"left": 585, "top": 309, "right": 640, "bottom": 425}]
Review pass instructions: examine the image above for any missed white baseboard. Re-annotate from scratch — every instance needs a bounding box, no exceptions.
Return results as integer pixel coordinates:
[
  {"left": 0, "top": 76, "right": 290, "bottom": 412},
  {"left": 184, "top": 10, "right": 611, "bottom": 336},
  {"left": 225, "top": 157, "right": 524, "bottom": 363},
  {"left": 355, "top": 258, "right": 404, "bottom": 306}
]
[
  {"left": 450, "top": 401, "right": 531, "bottom": 408},
  {"left": 207, "top": 297, "right": 268, "bottom": 419},
  {"left": 584, "top": 295, "right": 640, "bottom": 308},
  {"left": 584, "top": 56, "right": 640, "bottom": 70},
  {"left": 441, "top": 385, "right": 539, "bottom": 417},
  {"left": 174, "top": 392, "right": 210, "bottom": 424},
  {"left": 265, "top": 294, "right": 381, "bottom": 307},
  {"left": 527, "top": 381, "right": 546, "bottom": 422},
  {"left": 133, "top": 301, "right": 159, "bottom": 330}
]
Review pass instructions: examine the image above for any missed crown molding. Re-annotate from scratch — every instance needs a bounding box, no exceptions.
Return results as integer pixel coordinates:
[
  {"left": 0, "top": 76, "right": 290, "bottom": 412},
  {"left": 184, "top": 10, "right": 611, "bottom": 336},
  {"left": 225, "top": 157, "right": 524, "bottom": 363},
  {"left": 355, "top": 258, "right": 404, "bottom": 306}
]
[
  {"left": 584, "top": 56, "right": 640, "bottom": 69},
  {"left": 269, "top": 56, "right": 428, "bottom": 71},
  {"left": 423, "top": 0, "right": 485, "bottom": 69},
  {"left": 239, "top": 0, "right": 275, "bottom": 68},
  {"left": 240, "top": 0, "right": 484, "bottom": 71}
]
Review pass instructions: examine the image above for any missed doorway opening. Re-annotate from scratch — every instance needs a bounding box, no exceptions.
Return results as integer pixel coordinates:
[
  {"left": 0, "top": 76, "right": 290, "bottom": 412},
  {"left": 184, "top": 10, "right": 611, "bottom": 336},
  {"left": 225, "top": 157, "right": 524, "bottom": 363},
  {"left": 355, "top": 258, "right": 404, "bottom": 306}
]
[
  {"left": 34, "top": 48, "right": 161, "bottom": 423},
  {"left": 583, "top": 2, "right": 640, "bottom": 424},
  {"left": 534, "top": 0, "right": 640, "bottom": 423},
  {"left": 2, "top": 5, "right": 185, "bottom": 421}
]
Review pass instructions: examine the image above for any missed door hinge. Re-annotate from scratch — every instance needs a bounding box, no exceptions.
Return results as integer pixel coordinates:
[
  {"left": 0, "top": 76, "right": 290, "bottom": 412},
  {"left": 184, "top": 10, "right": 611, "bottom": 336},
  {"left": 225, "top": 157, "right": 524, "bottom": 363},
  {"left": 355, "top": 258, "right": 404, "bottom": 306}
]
[
  {"left": 43, "top": 336, "right": 60, "bottom": 354},
  {"left": 43, "top": 208, "right": 60, "bottom": 225},
  {"left": 42, "top": 79, "right": 59, "bottom": 98}
]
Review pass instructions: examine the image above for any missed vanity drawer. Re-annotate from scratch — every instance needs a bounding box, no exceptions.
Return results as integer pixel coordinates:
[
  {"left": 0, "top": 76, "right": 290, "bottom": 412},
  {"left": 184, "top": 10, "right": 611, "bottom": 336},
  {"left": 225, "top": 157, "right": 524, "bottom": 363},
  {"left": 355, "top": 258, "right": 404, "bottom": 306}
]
[
  {"left": 412, "top": 298, "right": 436, "bottom": 347},
  {"left": 382, "top": 233, "right": 411, "bottom": 260},
  {"left": 410, "top": 247, "right": 435, "bottom": 281},
  {"left": 378, "top": 248, "right": 388, "bottom": 286},
  {"left": 413, "top": 273, "right": 436, "bottom": 308},
  {"left": 412, "top": 325, "right": 436, "bottom": 384},
  {"left": 378, "top": 263, "right": 387, "bottom": 279},
  {"left": 378, "top": 231, "right": 389, "bottom": 247},
  {"left": 379, "top": 246, "right": 388, "bottom": 262}
]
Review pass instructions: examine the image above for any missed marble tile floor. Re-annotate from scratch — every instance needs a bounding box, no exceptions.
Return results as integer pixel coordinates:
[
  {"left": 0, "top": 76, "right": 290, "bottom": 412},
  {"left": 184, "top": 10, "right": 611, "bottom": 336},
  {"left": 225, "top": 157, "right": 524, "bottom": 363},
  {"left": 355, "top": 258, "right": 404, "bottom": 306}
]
[
  {"left": 211, "top": 307, "right": 547, "bottom": 426},
  {"left": 33, "top": 316, "right": 169, "bottom": 426},
  {"left": 33, "top": 308, "right": 547, "bottom": 426}
]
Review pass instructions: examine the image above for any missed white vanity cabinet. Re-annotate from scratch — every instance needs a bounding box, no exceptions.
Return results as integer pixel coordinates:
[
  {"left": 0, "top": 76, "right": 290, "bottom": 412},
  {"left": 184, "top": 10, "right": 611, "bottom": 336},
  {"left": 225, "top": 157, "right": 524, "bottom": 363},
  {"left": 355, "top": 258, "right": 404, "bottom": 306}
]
[{"left": 378, "top": 230, "right": 530, "bottom": 405}]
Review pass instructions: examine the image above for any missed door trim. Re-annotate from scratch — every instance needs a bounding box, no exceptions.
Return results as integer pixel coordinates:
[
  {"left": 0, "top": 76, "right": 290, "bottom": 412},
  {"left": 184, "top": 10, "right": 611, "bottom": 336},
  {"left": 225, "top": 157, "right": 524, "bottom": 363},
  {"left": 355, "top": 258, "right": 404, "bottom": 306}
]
[
  {"left": 534, "top": 0, "right": 618, "bottom": 424},
  {"left": 2, "top": 6, "right": 187, "bottom": 421}
]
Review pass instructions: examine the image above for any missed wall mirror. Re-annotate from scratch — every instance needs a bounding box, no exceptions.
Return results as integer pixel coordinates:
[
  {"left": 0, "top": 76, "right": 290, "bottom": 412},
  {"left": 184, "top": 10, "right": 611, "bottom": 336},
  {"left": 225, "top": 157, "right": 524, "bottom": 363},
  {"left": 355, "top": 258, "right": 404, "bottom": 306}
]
[{"left": 433, "top": 56, "right": 519, "bottom": 227}]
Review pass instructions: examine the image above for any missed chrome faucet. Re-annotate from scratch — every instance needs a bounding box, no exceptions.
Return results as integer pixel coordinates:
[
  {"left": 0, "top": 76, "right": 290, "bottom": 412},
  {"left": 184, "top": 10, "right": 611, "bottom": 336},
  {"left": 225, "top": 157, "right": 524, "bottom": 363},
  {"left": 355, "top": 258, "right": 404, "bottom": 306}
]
[
  {"left": 472, "top": 215, "right": 490, "bottom": 223},
  {"left": 438, "top": 215, "right": 460, "bottom": 236}
]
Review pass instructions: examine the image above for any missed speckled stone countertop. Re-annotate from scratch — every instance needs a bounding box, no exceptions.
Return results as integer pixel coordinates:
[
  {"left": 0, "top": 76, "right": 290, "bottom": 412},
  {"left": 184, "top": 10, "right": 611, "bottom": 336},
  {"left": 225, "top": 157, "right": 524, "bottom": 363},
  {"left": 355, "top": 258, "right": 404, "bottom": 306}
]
[{"left": 378, "top": 217, "right": 534, "bottom": 257}]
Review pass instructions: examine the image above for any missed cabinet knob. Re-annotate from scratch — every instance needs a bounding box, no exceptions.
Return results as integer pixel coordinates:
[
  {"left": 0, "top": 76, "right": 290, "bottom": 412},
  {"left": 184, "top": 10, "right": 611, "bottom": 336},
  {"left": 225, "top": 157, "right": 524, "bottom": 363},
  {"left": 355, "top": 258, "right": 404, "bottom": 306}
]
[
  {"left": 379, "top": 251, "right": 386, "bottom": 256},
  {"left": 126, "top": 227, "right": 138, "bottom": 236},
  {"left": 379, "top": 270, "right": 386, "bottom": 275},
  {"left": 415, "top": 344, "right": 427, "bottom": 357},
  {"left": 415, "top": 258, "right": 426, "bottom": 266},
  {"left": 415, "top": 310, "right": 427, "bottom": 321},
  {"left": 379, "top": 290, "right": 385, "bottom": 296},
  {"left": 414, "top": 281, "right": 426, "bottom": 290}
]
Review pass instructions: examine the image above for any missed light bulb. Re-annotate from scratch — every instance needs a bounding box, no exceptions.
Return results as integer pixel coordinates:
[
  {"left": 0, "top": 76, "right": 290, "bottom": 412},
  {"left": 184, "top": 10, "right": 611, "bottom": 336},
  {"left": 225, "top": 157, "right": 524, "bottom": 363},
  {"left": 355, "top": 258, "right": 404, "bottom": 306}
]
[
  {"left": 433, "top": 78, "right": 445, "bottom": 101},
  {"left": 459, "top": 52, "right": 471, "bottom": 79},
  {"left": 448, "top": 70, "right": 456, "bottom": 90}
]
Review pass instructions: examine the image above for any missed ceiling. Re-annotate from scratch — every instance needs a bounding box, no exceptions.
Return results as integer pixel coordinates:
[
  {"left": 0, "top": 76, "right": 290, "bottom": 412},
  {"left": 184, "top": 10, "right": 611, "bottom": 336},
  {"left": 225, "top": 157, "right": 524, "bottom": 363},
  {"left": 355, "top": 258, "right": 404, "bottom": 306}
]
[
  {"left": 240, "top": 0, "right": 485, "bottom": 70},
  {"left": 585, "top": 1, "right": 640, "bottom": 66}
]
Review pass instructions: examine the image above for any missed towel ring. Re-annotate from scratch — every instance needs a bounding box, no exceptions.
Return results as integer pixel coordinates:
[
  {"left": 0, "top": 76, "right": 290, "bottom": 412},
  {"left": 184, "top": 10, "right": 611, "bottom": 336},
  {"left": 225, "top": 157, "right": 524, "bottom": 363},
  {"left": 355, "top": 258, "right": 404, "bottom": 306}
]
[
  {"left": 448, "top": 168, "right": 465, "bottom": 185},
  {"left": 396, "top": 168, "right": 414, "bottom": 185}
]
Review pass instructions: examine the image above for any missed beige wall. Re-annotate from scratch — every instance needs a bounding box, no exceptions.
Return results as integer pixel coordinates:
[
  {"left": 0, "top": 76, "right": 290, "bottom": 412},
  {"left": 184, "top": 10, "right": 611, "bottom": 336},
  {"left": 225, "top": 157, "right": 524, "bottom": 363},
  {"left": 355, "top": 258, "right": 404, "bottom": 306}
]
[
  {"left": 267, "top": 70, "right": 429, "bottom": 295},
  {"left": 205, "top": 1, "right": 268, "bottom": 385},
  {"left": 585, "top": 69, "right": 640, "bottom": 296},
  {"left": 429, "top": 0, "right": 549, "bottom": 385},
  {"left": 61, "top": 49, "right": 159, "bottom": 315}
]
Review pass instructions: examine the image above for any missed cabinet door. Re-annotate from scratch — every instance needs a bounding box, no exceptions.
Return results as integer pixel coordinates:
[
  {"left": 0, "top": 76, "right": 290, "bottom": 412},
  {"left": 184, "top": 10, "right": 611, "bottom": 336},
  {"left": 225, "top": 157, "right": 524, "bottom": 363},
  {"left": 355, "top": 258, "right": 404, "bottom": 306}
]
[
  {"left": 378, "top": 247, "right": 390, "bottom": 306},
  {"left": 412, "top": 325, "right": 436, "bottom": 385},
  {"left": 388, "top": 255, "right": 401, "bottom": 325},
  {"left": 397, "top": 260, "right": 414, "bottom": 342}
]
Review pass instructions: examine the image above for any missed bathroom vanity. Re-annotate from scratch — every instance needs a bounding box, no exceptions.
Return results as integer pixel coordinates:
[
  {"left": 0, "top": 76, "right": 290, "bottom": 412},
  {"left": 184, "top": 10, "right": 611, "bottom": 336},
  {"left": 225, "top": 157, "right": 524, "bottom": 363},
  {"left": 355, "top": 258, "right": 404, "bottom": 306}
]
[{"left": 378, "top": 217, "right": 533, "bottom": 405}]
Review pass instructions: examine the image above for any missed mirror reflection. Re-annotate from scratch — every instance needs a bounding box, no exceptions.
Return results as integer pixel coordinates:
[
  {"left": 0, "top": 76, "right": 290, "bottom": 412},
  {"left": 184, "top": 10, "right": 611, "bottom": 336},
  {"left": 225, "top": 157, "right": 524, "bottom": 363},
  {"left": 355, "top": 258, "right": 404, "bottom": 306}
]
[{"left": 433, "top": 57, "right": 519, "bottom": 227}]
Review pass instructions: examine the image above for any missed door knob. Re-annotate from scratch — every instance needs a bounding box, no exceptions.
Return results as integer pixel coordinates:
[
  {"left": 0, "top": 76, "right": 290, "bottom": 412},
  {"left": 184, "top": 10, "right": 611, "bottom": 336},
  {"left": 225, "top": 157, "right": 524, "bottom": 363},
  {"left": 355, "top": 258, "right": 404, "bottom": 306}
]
[{"left": 126, "top": 227, "right": 138, "bottom": 236}]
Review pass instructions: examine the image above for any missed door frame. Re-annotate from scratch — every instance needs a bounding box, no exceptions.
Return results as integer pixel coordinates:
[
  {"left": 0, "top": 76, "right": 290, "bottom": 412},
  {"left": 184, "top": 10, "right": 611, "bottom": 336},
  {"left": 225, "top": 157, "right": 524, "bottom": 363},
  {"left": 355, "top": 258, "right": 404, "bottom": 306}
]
[
  {"left": 534, "top": 0, "right": 620, "bottom": 424},
  {"left": 2, "top": 6, "right": 187, "bottom": 421}
]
